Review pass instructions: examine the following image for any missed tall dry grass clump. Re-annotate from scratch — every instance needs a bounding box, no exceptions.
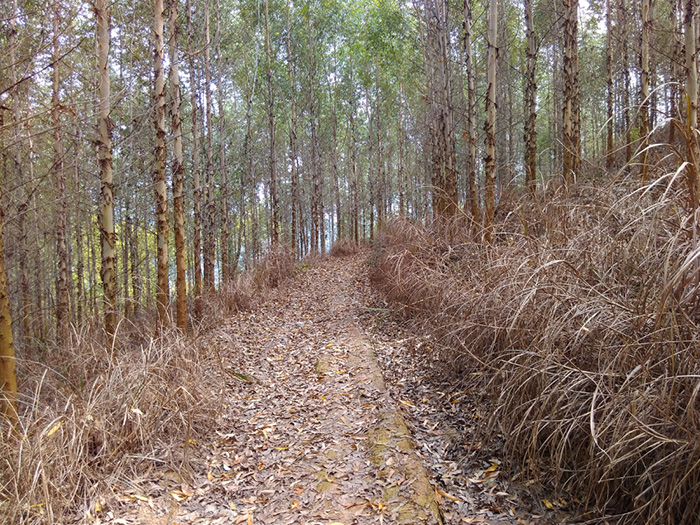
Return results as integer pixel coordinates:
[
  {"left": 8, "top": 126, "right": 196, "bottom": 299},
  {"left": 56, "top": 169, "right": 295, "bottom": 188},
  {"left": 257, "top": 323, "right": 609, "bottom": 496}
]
[
  {"left": 329, "top": 239, "right": 360, "bottom": 257},
  {"left": 251, "top": 244, "right": 295, "bottom": 289},
  {"left": 0, "top": 323, "right": 219, "bottom": 524},
  {"left": 371, "top": 175, "right": 700, "bottom": 523},
  {"left": 208, "top": 244, "right": 296, "bottom": 317}
]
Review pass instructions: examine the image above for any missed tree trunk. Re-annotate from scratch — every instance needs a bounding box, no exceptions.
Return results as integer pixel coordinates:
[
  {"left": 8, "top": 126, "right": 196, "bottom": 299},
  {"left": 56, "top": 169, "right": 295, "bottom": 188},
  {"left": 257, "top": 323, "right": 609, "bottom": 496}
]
[
  {"left": 153, "top": 0, "right": 170, "bottom": 331},
  {"left": 187, "top": 0, "right": 202, "bottom": 318},
  {"left": 329, "top": 57, "right": 342, "bottom": 240},
  {"left": 9, "top": 0, "right": 33, "bottom": 345},
  {"left": 264, "top": 0, "right": 279, "bottom": 247},
  {"left": 216, "top": 0, "right": 230, "bottom": 279},
  {"left": 375, "top": 85, "right": 386, "bottom": 228},
  {"left": 53, "top": 3, "right": 70, "bottom": 344},
  {"left": 96, "top": 0, "right": 116, "bottom": 341},
  {"left": 462, "top": 0, "right": 479, "bottom": 221},
  {"left": 426, "top": 0, "right": 458, "bottom": 219},
  {"left": 685, "top": 0, "right": 700, "bottom": 207},
  {"left": 524, "top": 0, "right": 538, "bottom": 192},
  {"left": 350, "top": 68, "right": 359, "bottom": 244},
  {"left": 169, "top": 0, "right": 187, "bottom": 332},
  {"left": 308, "top": 16, "right": 323, "bottom": 254},
  {"left": 563, "top": 0, "right": 580, "bottom": 182},
  {"left": 286, "top": 0, "right": 299, "bottom": 257},
  {"left": 0, "top": 200, "right": 17, "bottom": 424},
  {"left": 484, "top": 0, "right": 498, "bottom": 239},
  {"left": 618, "top": 0, "right": 632, "bottom": 163},
  {"left": 203, "top": 0, "right": 216, "bottom": 292},
  {"left": 606, "top": 0, "right": 614, "bottom": 168},
  {"left": 640, "top": 0, "right": 651, "bottom": 181}
]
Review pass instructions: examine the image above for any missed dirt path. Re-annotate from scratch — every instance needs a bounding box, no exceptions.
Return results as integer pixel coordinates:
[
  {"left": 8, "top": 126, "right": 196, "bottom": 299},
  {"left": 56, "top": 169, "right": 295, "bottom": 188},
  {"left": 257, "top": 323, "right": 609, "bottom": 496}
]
[
  {"left": 117, "top": 255, "right": 442, "bottom": 525},
  {"left": 107, "top": 255, "right": 562, "bottom": 525}
]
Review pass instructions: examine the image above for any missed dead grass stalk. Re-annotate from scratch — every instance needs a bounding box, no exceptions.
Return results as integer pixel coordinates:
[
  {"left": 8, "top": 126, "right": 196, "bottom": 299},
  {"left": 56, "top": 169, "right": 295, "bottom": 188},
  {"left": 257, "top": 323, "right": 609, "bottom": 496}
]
[{"left": 371, "top": 174, "right": 700, "bottom": 523}]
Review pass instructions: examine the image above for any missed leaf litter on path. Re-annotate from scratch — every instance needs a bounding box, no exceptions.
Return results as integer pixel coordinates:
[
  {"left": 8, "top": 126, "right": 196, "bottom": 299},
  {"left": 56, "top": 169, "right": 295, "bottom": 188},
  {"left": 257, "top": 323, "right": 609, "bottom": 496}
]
[{"left": 99, "top": 255, "right": 569, "bottom": 524}]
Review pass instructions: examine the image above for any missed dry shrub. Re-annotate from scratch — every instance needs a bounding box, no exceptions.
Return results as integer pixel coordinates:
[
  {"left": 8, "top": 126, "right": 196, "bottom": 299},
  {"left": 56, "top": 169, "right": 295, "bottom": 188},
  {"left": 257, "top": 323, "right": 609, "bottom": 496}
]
[
  {"left": 211, "top": 273, "right": 256, "bottom": 316},
  {"left": 203, "top": 245, "right": 295, "bottom": 320},
  {"left": 0, "top": 324, "right": 218, "bottom": 524},
  {"left": 250, "top": 244, "right": 295, "bottom": 290},
  {"left": 371, "top": 174, "right": 700, "bottom": 523},
  {"left": 329, "top": 239, "right": 360, "bottom": 257}
]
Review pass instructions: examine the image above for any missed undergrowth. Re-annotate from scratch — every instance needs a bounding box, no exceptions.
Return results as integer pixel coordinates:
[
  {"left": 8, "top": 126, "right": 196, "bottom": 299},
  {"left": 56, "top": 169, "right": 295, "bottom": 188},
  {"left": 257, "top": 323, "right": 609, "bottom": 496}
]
[
  {"left": 370, "top": 174, "right": 700, "bottom": 524},
  {"left": 0, "top": 245, "right": 297, "bottom": 524}
]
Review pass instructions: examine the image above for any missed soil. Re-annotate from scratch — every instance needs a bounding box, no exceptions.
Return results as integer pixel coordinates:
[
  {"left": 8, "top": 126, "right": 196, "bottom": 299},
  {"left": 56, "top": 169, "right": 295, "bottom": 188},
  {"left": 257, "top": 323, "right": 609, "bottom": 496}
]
[{"left": 103, "top": 254, "right": 568, "bottom": 525}]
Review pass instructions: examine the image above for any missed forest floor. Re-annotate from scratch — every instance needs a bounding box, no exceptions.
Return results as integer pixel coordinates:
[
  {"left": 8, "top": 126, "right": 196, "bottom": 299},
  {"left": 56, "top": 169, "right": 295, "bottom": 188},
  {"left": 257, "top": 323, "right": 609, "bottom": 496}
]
[{"left": 108, "top": 254, "right": 566, "bottom": 525}]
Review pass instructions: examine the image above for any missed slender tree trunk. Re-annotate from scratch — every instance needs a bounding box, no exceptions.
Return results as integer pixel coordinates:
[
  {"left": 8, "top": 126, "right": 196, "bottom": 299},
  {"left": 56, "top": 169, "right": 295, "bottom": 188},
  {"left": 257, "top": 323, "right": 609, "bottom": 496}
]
[
  {"left": 127, "top": 214, "right": 141, "bottom": 313},
  {"left": 563, "top": 0, "right": 580, "bottom": 182},
  {"left": 264, "top": 0, "right": 279, "bottom": 247},
  {"left": 329, "top": 57, "right": 341, "bottom": 239},
  {"left": 286, "top": 0, "right": 299, "bottom": 257},
  {"left": 426, "top": 0, "right": 458, "bottom": 219},
  {"left": 641, "top": 0, "right": 651, "bottom": 181},
  {"left": 606, "top": 0, "right": 614, "bottom": 168},
  {"left": 685, "top": 0, "right": 700, "bottom": 207},
  {"left": 618, "top": 0, "right": 632, "bottom": 163},
  {"left": 169, "top": 0, "right": 187, "bottom": 332},
  {"left": 9, "top": 0, "right": 33, "bottom": 345},
  {"left": 350, "top": 69, "right": 359, "bottom": 244},
  {"left": 96, "top": 0, "right": 116, "bottom": 341},
  {"left": 484, "top": 0, "right": 498, "bottom": 239},
  {"left": 53, "top": 2, "right": 70, "bottom": 344},
  {"left": 375, "top": 85, "right": 386, "bottom": 228},
  {"left": 203, "top": 0, "right": 215, "bottom": 292},
  {"left": 216, "top": 0, "right": 230, "bottom": 279},
  {"left": 308, "top": 16, "right": 323, "bottom": 254},
  {"left": 462, "top": 0, "right": 479, "bottom": 221},
  {"left": 27, "top": 133, "right": 45, "bottom": 342},
  {"left": 0, "top": 200, "right": 17, "bottom": 424},
  {"left": 524, "top": 0, "right": 538, "bottom": 192},
  {"left": 187, "top": 0, "right": 202, "bottom": 317},
  {"left": 368, "top": 109, "right": 375, "bottom": 240},
  {"left": 153, "top": 0, "right": 170, "bottom": 331}
]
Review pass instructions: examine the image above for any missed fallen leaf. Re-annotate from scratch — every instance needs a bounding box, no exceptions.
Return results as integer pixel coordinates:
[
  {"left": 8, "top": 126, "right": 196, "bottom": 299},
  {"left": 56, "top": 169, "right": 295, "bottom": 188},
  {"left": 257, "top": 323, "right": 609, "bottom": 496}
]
[
  {"left": 542, "top": 498, "right": 554, "bottom": 510},
  {"left": 484, "top": 462, "right": 499, "bottom": 474},
  {"left": 169, "top": 490, "right": 191, "bottom": 502},
  {"left": 45, "top": 420, "right": 62, "bottom": 437},
  {"left": 436, "top": 489, "right": 461, "bottom": 502}
]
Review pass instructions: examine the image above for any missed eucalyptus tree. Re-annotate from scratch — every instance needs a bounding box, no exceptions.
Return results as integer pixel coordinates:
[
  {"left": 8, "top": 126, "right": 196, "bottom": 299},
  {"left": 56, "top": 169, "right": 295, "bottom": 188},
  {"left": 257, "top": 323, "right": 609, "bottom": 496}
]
[
  {"left": 485, "top": 0, "right": 498, "bottom": 237},
  {"left": 52, "top": 1, "right": 70, "bottom": 343},
  {"left": 153, "top": 0, "right": 169, "bottom": 330},
  {"left": 524, "top": 0, "right": 537, "bottom": 191},
  {"left": 187, "top": 0, "right": 203, "bottom": 317},
  {"left": 169, "top": 0, "right": 187, "bottom": 331},
  {"left": 563, "top": 0, "right": 580, "bottom": 182},
  {"left": 96, "top": 0, "right": 116, "bottom": 339},
  {"left": 463, "top": 0, "right": 479, "bottom": 219}
]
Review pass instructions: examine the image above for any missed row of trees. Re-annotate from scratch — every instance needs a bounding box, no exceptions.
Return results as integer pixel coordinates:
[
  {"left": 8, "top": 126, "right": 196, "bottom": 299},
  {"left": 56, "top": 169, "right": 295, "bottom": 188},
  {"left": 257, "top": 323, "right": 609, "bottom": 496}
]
[{"left": 1, "top": 0, "right": 699, "bottom": 417}]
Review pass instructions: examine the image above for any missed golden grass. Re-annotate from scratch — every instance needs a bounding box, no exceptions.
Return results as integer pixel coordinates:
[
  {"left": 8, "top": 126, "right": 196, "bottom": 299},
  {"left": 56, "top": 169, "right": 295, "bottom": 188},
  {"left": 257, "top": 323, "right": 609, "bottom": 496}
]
[
  {"left": 370, "top": 174, "right": 700, "bottom": 523},
  {"left": 0, "top": 245, "right": 297, "bottom": 523},
  {"left": 0, "top": 325, "right": 218, "bottom": 523}
]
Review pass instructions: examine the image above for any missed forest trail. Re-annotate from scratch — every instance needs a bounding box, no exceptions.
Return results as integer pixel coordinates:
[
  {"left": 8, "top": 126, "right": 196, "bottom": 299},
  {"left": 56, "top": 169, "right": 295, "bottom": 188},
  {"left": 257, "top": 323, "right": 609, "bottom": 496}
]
[
  {"left": 111, "top": 255, "right": 550, "bottom": 525},
  {"left": 117, "top": 255, "right": 443, "bottom": 525}
]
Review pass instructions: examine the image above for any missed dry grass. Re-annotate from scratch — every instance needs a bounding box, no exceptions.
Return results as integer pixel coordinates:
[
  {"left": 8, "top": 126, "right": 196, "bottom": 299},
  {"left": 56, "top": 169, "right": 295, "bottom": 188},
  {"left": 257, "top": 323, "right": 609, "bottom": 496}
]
[
  {"left": 207, "top": 244, "right": 296, "bottom": 319},
  {"left": 0, "top": 323, "right": 219, "bottom": 524},
  {"left": 370, "top": 173, "right": 700, "bottom": 523},
  {"left": 329, "top": 239, "right": 360, "bottom": 257},
  {"left": 0, "top": 244, "right": 298, "bottom": 524},
  {"left": 250, "top": 244, "right": 295, "bottom": 290}
]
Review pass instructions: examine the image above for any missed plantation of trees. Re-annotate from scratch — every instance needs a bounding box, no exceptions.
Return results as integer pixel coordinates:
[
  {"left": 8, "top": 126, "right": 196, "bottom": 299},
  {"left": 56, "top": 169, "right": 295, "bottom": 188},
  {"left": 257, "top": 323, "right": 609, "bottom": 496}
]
[{"left": 2, "top": 0, "right": 700, "bottom": 522}]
